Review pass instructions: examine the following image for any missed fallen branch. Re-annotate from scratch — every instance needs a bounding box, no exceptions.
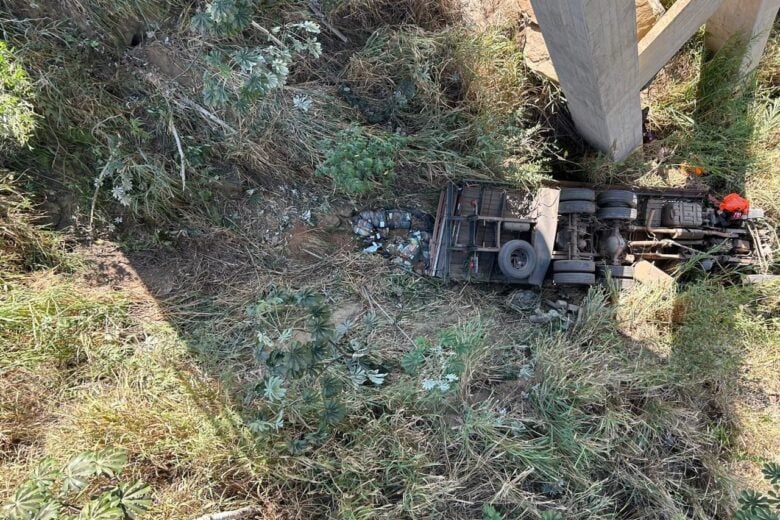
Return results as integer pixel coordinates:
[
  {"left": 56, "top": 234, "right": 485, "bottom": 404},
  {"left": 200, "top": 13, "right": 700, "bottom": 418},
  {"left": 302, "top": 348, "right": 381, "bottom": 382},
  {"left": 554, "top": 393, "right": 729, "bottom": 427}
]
[
  {"left": 175, "top": 95, "right": 237, "bottom": 135},
  {"left": 251, "top": 21, "right": 285, "bottom": 47},
  {"left": 308, "top": 0, "right": 348, "bottom": 43},
  {"left": 169, "top": 119, "right": 187, "bottom": 189},
  {"left": 143, "top": 71, "right": 237, "bottom": 135},
  {"left": 191, "top": 506, "right": 262, "bottom": 520}
]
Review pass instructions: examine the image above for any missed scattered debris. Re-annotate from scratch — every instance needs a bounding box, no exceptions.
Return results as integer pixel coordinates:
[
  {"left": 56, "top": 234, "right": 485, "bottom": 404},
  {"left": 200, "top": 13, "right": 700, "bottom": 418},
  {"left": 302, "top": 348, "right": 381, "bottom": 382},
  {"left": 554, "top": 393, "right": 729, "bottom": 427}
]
[
  {"left": 353, "top": 209, "right": 433, "bottom": 272},
  {"left": 506, "top": 289, "right": 541, "bottom": 312},
  {"left": 505, "top": 289, "right": 582, "bottom": 329}
]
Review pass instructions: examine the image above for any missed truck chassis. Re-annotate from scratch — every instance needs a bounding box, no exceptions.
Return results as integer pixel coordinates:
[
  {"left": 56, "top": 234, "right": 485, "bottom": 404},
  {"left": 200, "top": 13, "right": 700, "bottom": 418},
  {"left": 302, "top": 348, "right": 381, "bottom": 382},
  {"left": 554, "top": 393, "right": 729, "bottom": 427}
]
[{"left": 427, "top": 181, "right": 772, "bottom": 288}]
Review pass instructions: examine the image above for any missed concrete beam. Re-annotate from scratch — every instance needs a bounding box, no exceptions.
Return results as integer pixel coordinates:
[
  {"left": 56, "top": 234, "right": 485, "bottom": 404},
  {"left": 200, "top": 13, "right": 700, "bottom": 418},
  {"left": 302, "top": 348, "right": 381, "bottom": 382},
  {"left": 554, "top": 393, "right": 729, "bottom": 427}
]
[
  {"left": 706, "top": 0, "right": 780, "bottom": 76},
  {"left": 529, "top": 0, "right": 644, "bottom": 161},
  {"left": 638, "top": 0, "right": 726, "bottom": 89}
]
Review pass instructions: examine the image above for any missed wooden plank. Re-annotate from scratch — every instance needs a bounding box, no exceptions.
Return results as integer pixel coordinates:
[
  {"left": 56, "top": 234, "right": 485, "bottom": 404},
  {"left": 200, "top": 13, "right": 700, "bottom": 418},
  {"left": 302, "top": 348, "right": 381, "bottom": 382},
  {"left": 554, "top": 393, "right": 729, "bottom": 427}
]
[
  {"left": 706, "top": 0, "right": 780, "bottom": 76},
  {"left": 638, "top": 0, "right": 726, "bottom": 89},
  {"left": 529, "top": 0, "right": 643, "bottom": 160}
]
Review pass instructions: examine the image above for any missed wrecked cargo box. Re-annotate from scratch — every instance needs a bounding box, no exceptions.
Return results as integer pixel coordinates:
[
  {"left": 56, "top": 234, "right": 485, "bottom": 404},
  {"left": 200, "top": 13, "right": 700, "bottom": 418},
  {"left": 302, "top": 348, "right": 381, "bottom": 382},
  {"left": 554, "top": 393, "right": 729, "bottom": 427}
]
[{"left": 426, "top": 181, "right": 774, "bottom": 288}]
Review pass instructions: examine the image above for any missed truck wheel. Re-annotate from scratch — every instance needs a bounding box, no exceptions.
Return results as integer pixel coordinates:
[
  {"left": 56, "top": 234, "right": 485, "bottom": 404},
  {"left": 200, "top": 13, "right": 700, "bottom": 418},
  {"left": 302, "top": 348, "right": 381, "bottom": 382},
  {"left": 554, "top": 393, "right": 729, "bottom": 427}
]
[
  {"left": 560, "top": 188, "right": 596, "bottom": 202},
  {"left": 498, "top": 240, "right": 537, "bottom": 280},
  {"left": 598, "top": 265, "right": 634, "bottom": 278},
  {"left": 559, "top": 201, "right": 596, "bottom": 215},
  {"left": 597, "top": 207, "right": 637, "bottom": 221},
  {"left": 553, "top": 272, "right": 595, "bottom": 286},
  {"left": 597, "top": 190, "right": 638, "bottom": 208},
  {"left": 553, "top": 260, "right": 596, "bottom": 273}
]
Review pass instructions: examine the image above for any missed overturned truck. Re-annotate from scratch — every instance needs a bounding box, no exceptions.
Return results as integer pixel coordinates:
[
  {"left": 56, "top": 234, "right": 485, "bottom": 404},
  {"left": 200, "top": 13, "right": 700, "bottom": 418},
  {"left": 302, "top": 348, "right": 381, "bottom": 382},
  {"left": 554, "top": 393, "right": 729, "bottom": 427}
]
[{"left": 427, "top": 181, "right": 773, "bottom": 288}]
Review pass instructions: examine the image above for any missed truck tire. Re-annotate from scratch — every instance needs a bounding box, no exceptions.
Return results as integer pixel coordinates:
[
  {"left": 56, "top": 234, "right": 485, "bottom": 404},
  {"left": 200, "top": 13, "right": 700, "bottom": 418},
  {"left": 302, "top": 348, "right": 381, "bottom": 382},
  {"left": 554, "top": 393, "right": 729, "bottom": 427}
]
[
  {"left": 597, "top": 190, "right": 638, "bottom": 208},
  {"left": 553, "top": 272, "right": 595, "bottom": 286},
  {"left": 498, "top": 240, "right": 537, "bottom": 280},
  {"left": 597, "top": 207, "right": 637, "bottom": 221},
  {"left": 553, "top": 260, "right": 596, "bottom": 273},
  {"left": 599, "top": 265, "right": 634, "bottom": 278},
  {"left": 559, "top": 201, "right": 596, "bottom": 215},
  {"left": 560, "top": 188, "right": 596, "bottom": 202}
]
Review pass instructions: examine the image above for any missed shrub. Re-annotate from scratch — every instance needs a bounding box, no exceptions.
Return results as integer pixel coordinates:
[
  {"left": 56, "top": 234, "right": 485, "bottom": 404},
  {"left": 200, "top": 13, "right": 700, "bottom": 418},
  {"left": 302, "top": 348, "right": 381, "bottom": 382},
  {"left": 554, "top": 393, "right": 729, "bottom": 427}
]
[
  {"left": 316, "top": 126, "right": 407, "bottom": 195},
  {"left": 0, "top": 449, "right": 151, "bottom": 520},
  {"left": 734, "top": 463, "right": 780, "bottom": 520},
  {"left": 0, "top": 41, "right": 36, "bottom": 150},
  {"left": 191, "top": 0, "right": 322, "bottom": 110}
]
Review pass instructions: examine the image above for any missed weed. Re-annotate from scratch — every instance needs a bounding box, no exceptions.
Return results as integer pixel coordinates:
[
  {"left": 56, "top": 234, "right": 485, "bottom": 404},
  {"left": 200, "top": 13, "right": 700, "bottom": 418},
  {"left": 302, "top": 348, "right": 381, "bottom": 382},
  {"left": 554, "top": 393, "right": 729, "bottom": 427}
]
[
  {"left": 193, "top": 1, "right": 322, "bottom": 110},
  {"left": 1, "top": 449, "right": 151, "bottom": 520},
  {"left": 0, "top": 41, "right": 35, "bottom": 150},
  {"left": 735, "top": 463, "right": 780, "bottom": 520},
  {"left": 316, "top": 125, "right": 407, "bottom": 195}
]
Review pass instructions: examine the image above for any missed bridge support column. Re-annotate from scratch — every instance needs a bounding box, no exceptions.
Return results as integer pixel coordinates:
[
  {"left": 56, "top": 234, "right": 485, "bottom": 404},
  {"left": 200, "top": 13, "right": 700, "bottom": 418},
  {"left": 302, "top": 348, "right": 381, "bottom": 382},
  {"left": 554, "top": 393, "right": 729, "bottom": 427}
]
[{"left": 529, "top": 0, "right": 644, "bottom": 161}]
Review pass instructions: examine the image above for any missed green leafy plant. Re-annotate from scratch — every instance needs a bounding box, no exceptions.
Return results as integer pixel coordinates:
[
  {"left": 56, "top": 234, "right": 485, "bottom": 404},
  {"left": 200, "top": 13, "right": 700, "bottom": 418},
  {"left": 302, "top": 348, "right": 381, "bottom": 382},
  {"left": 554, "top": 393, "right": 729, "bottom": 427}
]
[
  {"left": 247, "top": 287, "right": 387, "bottom": 452},
  {"left": 316, "top": 126, "right": 407, "bottom": 195},
  {"left": 0, "top": 449, "right": 152, "bottom": 520},
  {"left": 191, "top": 0, "right": 321, "bottom": 109},
  {"left": 412, "top": 323, "right": 485, "bottom": 395},
  {"left": 735, "top": 463, "right": 780, "bottom": 520},
  {"left": 0, "top": 41, "right": 36, "bottom": 149},
  {"left": 90, "top": 137, "right": 173, "bottom": 228},
  {"left": 482, "top": 504, "right": 504, "bottom": 520}
]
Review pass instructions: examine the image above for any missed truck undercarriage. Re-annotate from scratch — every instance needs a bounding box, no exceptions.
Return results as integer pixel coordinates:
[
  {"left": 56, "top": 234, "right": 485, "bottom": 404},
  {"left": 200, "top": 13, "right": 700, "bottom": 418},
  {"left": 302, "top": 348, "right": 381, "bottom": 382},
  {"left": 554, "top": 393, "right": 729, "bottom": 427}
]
[{"left": 427, "top": 181, "right": 774, "bottom": 288}]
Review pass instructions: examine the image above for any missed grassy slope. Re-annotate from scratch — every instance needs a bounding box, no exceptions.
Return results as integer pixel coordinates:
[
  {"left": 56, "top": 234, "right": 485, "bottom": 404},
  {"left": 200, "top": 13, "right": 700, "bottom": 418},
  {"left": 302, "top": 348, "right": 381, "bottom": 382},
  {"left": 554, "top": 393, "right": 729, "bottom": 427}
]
[{"left": 1, "top": 1, "right": 779, "bottom": 519}]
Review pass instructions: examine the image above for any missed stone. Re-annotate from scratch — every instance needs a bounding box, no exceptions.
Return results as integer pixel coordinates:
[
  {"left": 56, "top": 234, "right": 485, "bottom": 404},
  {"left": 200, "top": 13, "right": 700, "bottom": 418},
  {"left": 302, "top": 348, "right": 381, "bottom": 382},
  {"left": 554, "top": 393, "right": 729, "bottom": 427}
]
[
  {"left": 318, "top": 214, "right": 343, "bottom": 231},
  {"left": 523, "top": 26, "right": 558, "bottom": 82},
  {"left": 634, "top": 260, "right": 675, "bottom": 288}
]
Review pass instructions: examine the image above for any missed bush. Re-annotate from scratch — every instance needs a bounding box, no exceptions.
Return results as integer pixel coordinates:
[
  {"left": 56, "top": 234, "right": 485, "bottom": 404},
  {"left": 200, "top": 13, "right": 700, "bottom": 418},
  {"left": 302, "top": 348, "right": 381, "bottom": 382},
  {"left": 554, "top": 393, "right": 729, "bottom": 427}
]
[
  {"left": 0, "top": 449, "right": 151, "bottom": 520},
  {"left": 316, "top": 126, "right": 407, "bottom": 195},
  {"left": 0, "top": 41, "right": 36, "bottom": 150},
  {"left": 734, "top": 463, "right": 780, "bottom": 520},
  {"left": 192, "top": 0, "right": 322, "bottom": 110}
]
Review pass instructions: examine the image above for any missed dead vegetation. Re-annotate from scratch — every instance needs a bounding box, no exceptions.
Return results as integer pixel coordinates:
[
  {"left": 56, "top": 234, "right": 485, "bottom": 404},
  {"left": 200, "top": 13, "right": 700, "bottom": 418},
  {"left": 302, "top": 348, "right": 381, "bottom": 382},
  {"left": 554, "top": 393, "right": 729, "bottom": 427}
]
[{"left": 0, "top": 0, "right": 778, "bottom": 519}]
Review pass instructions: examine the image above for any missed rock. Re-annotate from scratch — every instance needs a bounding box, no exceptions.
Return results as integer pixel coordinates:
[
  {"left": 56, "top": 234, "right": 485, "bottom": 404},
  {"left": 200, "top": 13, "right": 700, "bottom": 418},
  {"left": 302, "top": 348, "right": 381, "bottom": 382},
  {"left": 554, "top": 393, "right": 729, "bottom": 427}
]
[
  {"left": 529, "top": 314, "right": 552, "bottom": 325},
  {"left": 332, "top": 302, "right": 363, "bottom": 325},
  {"left": 524, "top": 26, "right": 558, "bottom": 82},
  {"left": 634, "top": 260, "right": 675, "bottom": 288},
  {"left": 636, "top": 0, "right": 666, "bottom": 40},
  {"left": 318, "top": 214, "right": 343, "bottom": 231},
  {"left": 518, "top": 0, "right": 535, "bottom": 22},
  {"left": 743, "top": 274, "right": 780, "bottom": 285}
]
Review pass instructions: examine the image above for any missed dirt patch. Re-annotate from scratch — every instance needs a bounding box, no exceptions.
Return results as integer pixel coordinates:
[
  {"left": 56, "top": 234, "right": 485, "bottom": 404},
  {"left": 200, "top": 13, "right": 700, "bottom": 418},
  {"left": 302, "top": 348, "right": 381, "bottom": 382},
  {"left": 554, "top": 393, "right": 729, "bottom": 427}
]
[
  {"left": 135, "top": 41, "right": 202, "bottom": 91},
  {"left": 286, "top": 220, "right": 357, "bottom": 264},
  {"left": 76, "top": 241, "right": 173, "bottom": 322}
]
